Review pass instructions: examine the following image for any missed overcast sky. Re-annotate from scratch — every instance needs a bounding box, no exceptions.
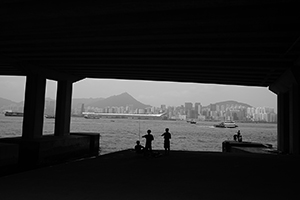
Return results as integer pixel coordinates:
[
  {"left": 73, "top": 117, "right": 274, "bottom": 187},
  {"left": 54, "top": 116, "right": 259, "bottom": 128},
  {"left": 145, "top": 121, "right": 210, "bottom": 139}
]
[{"left": 0, "top": 76, "right": 277, "bottom": 110}]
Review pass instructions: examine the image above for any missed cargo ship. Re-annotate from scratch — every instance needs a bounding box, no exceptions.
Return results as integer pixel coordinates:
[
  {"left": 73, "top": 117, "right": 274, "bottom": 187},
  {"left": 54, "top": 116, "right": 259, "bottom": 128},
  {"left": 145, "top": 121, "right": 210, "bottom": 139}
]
[
  {"left": 45, "top": 115, "right": 55, "bottom": 119},
  {"left": 4, "top": 111, "right": 24, "bottom": 117}
]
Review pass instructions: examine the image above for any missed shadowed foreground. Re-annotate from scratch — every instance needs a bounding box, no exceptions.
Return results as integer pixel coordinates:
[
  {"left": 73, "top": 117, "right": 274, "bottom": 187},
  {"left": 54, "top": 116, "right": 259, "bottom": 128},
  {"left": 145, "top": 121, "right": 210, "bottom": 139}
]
[{"left": 0, "top": 150, "right": 299, "bottom": 200}]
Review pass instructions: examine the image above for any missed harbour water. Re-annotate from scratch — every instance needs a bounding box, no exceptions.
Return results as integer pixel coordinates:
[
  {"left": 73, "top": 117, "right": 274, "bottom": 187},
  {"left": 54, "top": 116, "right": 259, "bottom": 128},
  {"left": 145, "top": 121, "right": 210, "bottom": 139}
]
[{"left": 0, "top": 115, "right": 277, "bottom": 155}]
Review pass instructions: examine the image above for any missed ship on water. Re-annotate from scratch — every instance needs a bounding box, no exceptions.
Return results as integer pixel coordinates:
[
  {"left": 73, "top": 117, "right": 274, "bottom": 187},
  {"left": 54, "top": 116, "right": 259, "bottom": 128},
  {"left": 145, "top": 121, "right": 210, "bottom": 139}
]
[
  {"left": 4, "top": 111, "right": 24, "bottom": 117},
  {"left": 45, "top": 115, "right": 55, "bottom": 119}
]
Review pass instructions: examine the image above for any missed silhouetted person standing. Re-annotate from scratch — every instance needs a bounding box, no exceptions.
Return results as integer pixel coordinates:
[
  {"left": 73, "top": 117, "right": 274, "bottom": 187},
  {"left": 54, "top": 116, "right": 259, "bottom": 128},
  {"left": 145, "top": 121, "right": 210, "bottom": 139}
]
[
  {"left": 142, "top": 129, "right": 154, "bottom": 155},
  {"left": 161, "top": 128, "right": 171, "bottom": 155}
]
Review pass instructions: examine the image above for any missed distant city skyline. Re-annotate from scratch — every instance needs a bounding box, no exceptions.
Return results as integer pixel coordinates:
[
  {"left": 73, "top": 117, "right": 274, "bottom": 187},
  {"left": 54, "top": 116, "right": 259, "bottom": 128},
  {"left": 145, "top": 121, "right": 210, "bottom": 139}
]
[{"left": 0, "top": 76, "right": 277, "bottom": 111}]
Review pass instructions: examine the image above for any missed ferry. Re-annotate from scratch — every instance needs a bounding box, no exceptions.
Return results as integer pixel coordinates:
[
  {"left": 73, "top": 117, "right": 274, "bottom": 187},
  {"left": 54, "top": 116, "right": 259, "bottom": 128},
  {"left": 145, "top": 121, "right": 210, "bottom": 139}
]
[{"left": 214, "top": 121, "right": 238, "bottom": 128}]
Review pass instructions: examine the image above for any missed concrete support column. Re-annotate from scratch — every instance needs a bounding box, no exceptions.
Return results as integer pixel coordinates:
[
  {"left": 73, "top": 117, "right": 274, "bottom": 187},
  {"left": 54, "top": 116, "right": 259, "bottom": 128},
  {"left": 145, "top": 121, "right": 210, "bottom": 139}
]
[
  {"left": 54, "top": 80, "right": 73, "bottom": 136},
  {"left": 277, "top": 92, "right": 289, "bottom": 153},
  {"left": 270, "top": 68, "right": 300, "bottom": 155},
  {"left": 289, "top": 84, "right": 299, "bottom": 154},
  {"left": 22, "top": 75, "right": 46, "bottom": 139}
]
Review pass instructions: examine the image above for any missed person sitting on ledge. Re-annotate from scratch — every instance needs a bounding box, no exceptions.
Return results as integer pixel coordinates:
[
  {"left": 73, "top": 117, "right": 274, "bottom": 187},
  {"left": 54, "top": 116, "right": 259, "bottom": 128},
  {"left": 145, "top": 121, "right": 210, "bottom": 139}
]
[
  {"left": 233, "top": 130, "right": 243, "bottom": 142},
  {"left": 134, "top": 140, "right": 144, "bottom": 154}
]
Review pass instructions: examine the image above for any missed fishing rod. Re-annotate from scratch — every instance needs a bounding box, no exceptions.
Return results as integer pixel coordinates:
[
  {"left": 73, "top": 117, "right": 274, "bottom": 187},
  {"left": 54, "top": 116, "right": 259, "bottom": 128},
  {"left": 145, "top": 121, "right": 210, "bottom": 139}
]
[{"left": 138, "top": 120, "right": 141, "bottom": 141}]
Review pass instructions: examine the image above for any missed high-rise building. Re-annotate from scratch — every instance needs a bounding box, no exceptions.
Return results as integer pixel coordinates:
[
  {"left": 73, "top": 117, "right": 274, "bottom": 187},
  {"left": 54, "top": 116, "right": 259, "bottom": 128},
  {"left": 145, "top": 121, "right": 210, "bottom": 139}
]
[
  {"left": 268, "top": 112, "right": 277, "bottom": 123},
  {"left": 184, "top": 102, "right": 193, "bottom": 119},
  {"left": 210, "top": 104, "right": 217, "bottom": 112},
  {"left": 195, "top": 103, "right": 202, "bottom": 115},
  {"left": 221, "top": 105, "right": 225, "bottom": 111},
  {"left": 80, "top": 104, "right": 85, "bottom": 115},
  {"left": 185, "top": 102, "right": 193, "bottom": 114},
  {"left": 216, "top": 104, "right": 220, "bottom": 112},
  {"left": 138, "top": 108, "right": 145, "bottom": 114},
  {"left": 185, "top": 102, "right": 193, "bottom": 109}
]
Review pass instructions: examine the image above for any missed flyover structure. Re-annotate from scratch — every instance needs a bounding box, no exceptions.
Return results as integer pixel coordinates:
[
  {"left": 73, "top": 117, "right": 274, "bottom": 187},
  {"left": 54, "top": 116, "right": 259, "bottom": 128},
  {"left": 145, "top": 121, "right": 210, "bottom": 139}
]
[{"left": 1, "top": 0, "right": 300, "bottom": 164}]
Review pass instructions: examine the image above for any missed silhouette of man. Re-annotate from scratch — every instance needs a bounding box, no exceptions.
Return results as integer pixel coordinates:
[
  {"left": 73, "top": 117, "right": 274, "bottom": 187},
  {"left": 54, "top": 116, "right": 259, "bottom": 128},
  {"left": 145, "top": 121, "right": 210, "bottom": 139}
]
[
  {"left": 142, "top": 129, "right": 154, "bottom": 155},
  {"left": 134, "top": 140, "right": 144, "bottom": 154},
  {"left": 161, "top": 128, "right": 171, "bottom": 154}
]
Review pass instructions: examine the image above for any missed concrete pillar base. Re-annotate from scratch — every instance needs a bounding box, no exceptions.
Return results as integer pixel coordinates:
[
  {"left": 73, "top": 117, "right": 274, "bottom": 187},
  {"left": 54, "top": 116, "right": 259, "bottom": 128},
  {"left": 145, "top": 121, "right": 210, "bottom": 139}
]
[
  {"left": 70, "top": 132, "right": 100, "bottom": 155},
  {"left": 0, "top": 143, "right": 19, "bottom": 167}
]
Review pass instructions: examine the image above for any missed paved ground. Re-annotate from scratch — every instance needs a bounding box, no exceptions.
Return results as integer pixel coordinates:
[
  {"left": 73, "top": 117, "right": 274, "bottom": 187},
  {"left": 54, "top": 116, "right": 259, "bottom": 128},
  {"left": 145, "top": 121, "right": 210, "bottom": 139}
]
[{"left": 0, "top": 150, "right": 299, "bottom": 200}]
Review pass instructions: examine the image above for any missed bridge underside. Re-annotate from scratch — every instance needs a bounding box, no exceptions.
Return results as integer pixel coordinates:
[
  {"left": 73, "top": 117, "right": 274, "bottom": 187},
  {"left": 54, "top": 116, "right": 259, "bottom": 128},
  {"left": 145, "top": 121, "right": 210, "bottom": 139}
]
[{"left": 0, "top": 1, "right": 300, "bottom": 159}]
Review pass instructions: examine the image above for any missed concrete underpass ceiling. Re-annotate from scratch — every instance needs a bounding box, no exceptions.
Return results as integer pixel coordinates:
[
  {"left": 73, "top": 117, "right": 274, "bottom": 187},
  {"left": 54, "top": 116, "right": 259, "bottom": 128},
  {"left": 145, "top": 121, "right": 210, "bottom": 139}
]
[{"left": 0, "top": 0, "right": 300, "bottom": 87}]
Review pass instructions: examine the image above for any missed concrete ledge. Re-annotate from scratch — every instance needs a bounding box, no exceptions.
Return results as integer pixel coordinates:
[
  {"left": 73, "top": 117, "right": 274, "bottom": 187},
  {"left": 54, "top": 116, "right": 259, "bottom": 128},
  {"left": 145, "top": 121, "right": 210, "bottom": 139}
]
[
  {"left": 222, "top": 140, "right": 274, "bottom": 154},
  {"left": 231, "top": 147, "right": 275, "bottom": 154},
  {"left": 0, "top": 134, "right": 98, "bottom": 166},
  {"left": 0, "top": 143, "right": 19, "bottom": 167}
]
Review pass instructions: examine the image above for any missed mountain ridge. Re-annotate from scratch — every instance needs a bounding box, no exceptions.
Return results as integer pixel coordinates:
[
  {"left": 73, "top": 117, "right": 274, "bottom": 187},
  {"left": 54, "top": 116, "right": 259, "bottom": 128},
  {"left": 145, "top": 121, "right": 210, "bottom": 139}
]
[
  {"left": 208, "top": 100, "right": 252, "bottom": 108},
  {"left": 88, "top": 92, "right": 151, "bottom": 109},
  {"left": 0, "top": 97, "right": 17, "bottom": 108}
]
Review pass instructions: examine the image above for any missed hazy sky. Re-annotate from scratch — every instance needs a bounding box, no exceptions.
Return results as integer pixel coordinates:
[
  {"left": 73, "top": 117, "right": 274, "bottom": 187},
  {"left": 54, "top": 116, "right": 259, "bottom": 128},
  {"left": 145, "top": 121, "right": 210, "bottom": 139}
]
[{"left": 0, "top": 76, "right": 277, "bottom": 110}]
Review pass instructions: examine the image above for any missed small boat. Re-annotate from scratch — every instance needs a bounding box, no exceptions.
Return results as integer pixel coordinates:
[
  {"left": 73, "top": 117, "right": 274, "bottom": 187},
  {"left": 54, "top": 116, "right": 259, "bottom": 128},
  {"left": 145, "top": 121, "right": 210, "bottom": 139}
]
[{"left": 214, "top": 121, "right": 238, "bottom": 128}]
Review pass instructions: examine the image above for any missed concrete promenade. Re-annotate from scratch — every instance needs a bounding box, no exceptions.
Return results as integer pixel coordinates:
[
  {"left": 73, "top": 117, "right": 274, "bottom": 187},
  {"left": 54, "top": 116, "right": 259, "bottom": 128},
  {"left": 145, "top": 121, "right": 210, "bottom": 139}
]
[{"left": 0, "top": 150, "right": 299, "bottom": 200}]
